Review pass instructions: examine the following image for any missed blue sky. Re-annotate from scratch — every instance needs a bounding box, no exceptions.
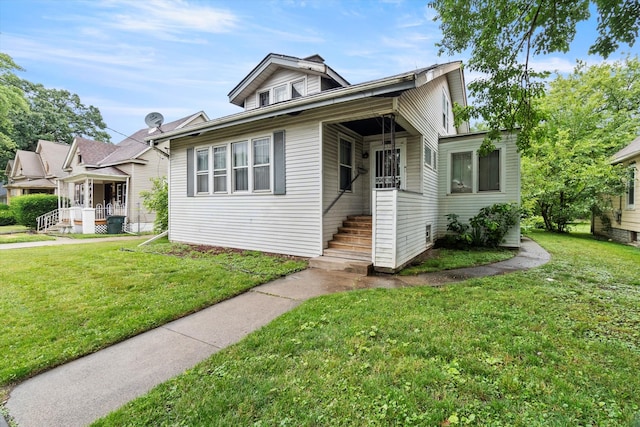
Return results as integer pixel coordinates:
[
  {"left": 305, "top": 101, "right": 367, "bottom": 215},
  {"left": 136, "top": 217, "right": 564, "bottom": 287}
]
[{"left": 0, "top": 0, "right": 635, "bottom": 142}]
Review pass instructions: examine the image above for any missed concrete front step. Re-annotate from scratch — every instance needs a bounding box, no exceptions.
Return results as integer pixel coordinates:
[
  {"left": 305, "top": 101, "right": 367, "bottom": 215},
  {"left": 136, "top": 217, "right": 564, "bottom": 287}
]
[
  {"left": 323, "top": 248, "right": 372, "bottom": 261},
  {"left": 309, "top": 255, "right": 372, "bottom": 275}
]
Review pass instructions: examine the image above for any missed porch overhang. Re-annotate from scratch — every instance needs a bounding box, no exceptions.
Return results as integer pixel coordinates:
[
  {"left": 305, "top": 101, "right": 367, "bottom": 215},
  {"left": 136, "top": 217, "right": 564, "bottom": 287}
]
[
  {"left": 61, "top": 167, "right": 128, "bottom": 184},
  {"left": 4, "top": 178, "right": 56, "bottom": 189}
]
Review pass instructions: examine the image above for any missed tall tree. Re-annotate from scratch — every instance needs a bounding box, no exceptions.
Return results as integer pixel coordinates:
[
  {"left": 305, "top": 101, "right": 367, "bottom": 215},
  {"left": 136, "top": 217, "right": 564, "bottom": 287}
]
[
  {"left": 522, "top": 57, "right": 640, "bottom": 232},
  {"left": 0, "top": 53, "right": 29, "bottom": 177},
  {"left": 429, "top": 0, "right": 640, "bottom": 151},
  {"left": 0, "top": 52, "right": 111, "bottom": 165},
  {"left": 8, "top": 78, "right": 111, "bottom": 151}
]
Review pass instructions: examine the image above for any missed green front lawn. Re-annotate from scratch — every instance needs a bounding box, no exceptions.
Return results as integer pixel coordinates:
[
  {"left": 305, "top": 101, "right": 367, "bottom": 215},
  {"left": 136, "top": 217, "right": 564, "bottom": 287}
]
[
  {"left": 0, "top": 239, "right": 307, "bottom": 386},
  {"left": 0, "top": 233, "right": 56, "bottom": 244},
  {"left": 95, "top": 232, "right": 640, "bottom": 426},
  {"left": 400, "top": 247, "right": 515, "bottom": 275}
]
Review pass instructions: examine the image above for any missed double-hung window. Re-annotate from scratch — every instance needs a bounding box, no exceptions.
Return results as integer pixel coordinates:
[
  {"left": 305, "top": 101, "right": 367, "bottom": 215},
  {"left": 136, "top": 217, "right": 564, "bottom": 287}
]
[
  {"left": 442, "top": 91, "right": 450, "bottom": 132},
  {"left": 253, "top": 137, "right": 271, "bottom": 191},
  {"left": 213, "top": 146, "right": 227, "bottom": 193},
  {"left": 196, "top": 148, "right": 209, "bottom": 193},
  {"left": 232, "top": 142, "right": 249, "bottom": 191},
  {"left": 451, "top": 151, "right": 472, "bottom": 193},
  {"left": 339, "top": 137, "right": 353, "bottom": 191},
  {"left": 478, "top": 150, "right": 500, "bottom": 192},
  {"left": 628, "top": 162, "right": 636, "bottom": 209}
]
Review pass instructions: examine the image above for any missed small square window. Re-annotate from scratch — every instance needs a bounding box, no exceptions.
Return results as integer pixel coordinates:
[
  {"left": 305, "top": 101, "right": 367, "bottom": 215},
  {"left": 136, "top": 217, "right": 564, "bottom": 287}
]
[
  {"left": 259, "top": 91, "right": 270, "bottom": 107},
  {"left": 292, "top": 80, "right": 305, "bottom": 98},
  {"left": 273, "top": 85, "right": 286, "bottom": 103}
]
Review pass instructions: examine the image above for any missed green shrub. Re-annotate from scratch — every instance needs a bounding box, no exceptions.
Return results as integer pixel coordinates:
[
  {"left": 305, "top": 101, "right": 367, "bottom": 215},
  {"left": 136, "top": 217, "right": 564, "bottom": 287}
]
[
  {"left": 0, "top": 208, "right": 16, "bottom": 225},
  {"left": 445, "top": 202, "right": 520, "bottom": 248},
  {"left": 10, "top": 194, "right": 59, "bottom": 229},
  {"left": 0, "top": 204, "right": 10, "bottom": 211},
  {"left": 140, "top": 177, "right": 168, "bottom": 233}
]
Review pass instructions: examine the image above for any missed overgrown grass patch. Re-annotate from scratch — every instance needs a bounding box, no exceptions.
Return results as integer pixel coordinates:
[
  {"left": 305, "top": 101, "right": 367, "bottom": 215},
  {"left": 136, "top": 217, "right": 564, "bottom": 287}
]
[
  {"left": 400, "top": 247, "right": 516, "bottom": 275},
  {"left": 0, "top": 240, "right": 307, "bottom": 386},
  {"left": 96, "top": 232, "right": 640, "bottom": 426}
]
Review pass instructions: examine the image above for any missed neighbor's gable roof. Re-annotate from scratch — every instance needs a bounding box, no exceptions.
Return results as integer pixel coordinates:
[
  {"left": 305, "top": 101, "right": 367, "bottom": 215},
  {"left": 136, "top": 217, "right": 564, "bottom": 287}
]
[
  {"left": 150, "top": 61, "right": 464, "bottom": 143},
  {"left": 11, "top": 150, "right": 44, "bottom": 178},
  {"left": 611, "top": 134, "right": 640, "bottom": 164},
  {"left": 118, "top": 111, "right": 209, "bottom": 147},
  {"left": 228, "top": 53, "right": 350, "bottom": 107},
  {"left": 35, "top": 140, "right": 70, "bottom": 178}
]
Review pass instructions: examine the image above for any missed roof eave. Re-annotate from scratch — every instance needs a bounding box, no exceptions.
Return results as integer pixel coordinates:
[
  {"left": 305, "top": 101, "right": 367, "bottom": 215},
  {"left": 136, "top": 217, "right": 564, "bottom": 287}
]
[{"left": 153, "top": 74, "right": 419, "bottom": 142}]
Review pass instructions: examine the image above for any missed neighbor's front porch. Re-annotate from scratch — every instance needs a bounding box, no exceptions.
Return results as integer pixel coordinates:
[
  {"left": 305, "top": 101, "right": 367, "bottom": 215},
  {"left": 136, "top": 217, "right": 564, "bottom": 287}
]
[{"left": 56, "top": 173, "right": 129, "bottom": 234}]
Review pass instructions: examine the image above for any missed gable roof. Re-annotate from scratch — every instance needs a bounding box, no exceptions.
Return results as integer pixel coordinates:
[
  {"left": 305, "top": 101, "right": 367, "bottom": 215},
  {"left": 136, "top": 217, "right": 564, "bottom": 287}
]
[
  {"left": 228, "top": 53, "right": 350, "bottom": 107},
  {"left": 12, "top": 150, "right": 44, "bottom": 178},
  {"left": 118, "top": 111, "right": 209, "bottom": 146},
  {"left": 151, "top": 61, "right": 465, "bottom": 143},
  {"left": 611, "top": 134, "right": 640, "bottom": 164},
  {"left": 35, "top": 140, "right": 70, "bottom": 178}
]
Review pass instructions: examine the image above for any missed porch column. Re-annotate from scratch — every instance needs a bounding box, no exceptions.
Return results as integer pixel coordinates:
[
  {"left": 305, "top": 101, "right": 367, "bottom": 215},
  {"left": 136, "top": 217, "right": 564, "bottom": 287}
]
[
  {"left": 84, "top": 178, "right": 90, "bottom": 208},
  {"left": 81, "top": 207, "right": 95, "bottom": 234}
]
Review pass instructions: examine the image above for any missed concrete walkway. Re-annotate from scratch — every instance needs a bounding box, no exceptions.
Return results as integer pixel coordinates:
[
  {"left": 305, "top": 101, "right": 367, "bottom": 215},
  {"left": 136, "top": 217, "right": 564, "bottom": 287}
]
[{"left": 4, "top": 238, "right": 549, "bottom": 427}]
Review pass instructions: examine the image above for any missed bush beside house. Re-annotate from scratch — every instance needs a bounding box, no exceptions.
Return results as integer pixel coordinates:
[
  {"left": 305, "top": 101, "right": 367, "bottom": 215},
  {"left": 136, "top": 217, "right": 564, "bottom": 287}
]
[
  {"left": 0, "top": 204, "right": 16, "bottom": 226},
  {"left": 10, "top": 194, "right": 59, "bottom": 229}
]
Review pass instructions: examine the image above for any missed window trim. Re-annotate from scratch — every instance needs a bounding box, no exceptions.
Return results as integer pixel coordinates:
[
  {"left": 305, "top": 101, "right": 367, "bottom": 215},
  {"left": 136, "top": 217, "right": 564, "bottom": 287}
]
[
  {"left": 338, "top": 134, "right": 355, "bottom": 192},
  {"left": 252, "top": 136, "right": 272, "bottom": 192},
  {"left": 258, "top": 90, "right": 270, "bottom": 107},
  {"left": 448, "top": 147, "right": 504, "bottom": 195},
  {"left": 212, "top": 145, "right": 228, "bottom": 194},
  {"left": 291, "top": 78, "right": 306, "bottom": 99},
  {"left": 423, "top": 137, "right": 436, "bottom": 171},
  {"left": 628, "top": 161, "right": 636, "bottom": 209},
  {"left": 478, "top": 149, "right": 501, "bottom": 192},
  {"left": 442, "top": 89, "right": 450, "bottom": 132},
  {"left": 232, "top": 141, "right": 249, "bottom": 192},
  {"left": 195, "top": 147, "right": 210, "bottom": 194}
]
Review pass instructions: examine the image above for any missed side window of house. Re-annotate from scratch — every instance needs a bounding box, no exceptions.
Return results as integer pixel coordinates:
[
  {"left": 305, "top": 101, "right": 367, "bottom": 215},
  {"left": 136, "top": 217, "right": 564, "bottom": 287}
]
[
  {"left": 259, "top": 91, "right": 270, "bottom": 107},
  {"left": 196, "top": 148, "right": 209, "bottom": 193},
  {"left": 629, "top": 162, "right": 636, "bottom": 208},
  {"left": 339, "top": 137, "right": 353, "bottom": 191},
  {"left": 423, "top": 139, "right": 436, "bottom": 170},
  {"left": 213, "top": 146, "right": 227, "bottom": 193},
  {"left": 253, "top": 137, "right": 271, "bottom": 191},
  {"left": 451, "top": 151, "right": 472, "bottom": 193},
  {"left": 442, "top": 91, "right": 450, "bottom": 132},
  {"left": 233, "top": 141, "right": 249, "bottom": 191},
  {"left": 292, "top": 79, "right": 305, "bottom": 99},
  {"left": 478, "top": 149, "right": 500, "bottom": 192}
]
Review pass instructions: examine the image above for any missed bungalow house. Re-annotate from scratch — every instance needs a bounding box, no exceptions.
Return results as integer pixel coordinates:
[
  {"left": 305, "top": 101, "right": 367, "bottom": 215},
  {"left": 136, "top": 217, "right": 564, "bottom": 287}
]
[
  {"left": 51, "top": 112, "right": 209, "bottom": 234},
  {"left": 594, "top": 135, "right": 640, "bottom": 244},
  {"left": 4, "top": 139, "right": 69, "bottom": 203},
  {"left": 149, "top": 53, "right": 521, "bottom": 272}
]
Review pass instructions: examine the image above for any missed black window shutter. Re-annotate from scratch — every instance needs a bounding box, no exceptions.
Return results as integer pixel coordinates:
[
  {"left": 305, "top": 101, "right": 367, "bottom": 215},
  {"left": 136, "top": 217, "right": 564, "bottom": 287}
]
[
  {"left": 186, "top": 147, "right": 194, "bottom": 197},
  {"left": 273, "top": 130, "right": 286, "bottom": 195}
]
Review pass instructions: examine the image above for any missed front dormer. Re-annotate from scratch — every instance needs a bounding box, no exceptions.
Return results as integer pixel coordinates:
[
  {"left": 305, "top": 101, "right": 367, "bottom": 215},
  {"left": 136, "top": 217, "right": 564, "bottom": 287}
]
[{"left": 228, "top": 53, "right": 349, "bottom": 111}]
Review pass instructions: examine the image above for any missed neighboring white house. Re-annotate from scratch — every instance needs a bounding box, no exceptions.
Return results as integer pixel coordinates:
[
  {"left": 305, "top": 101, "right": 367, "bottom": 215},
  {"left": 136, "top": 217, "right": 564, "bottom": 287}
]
[
  {"left": 150, "top": 53, "right": 521, "bottom": 272},
  {"left": 594, "top": 135, "right": 640, "bottom": 244}
]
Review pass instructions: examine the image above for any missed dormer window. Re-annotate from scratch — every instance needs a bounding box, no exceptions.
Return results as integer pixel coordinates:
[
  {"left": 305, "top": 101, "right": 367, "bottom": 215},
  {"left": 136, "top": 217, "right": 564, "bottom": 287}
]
[
  {"left": 273, "top": 85, "right": 287, "bottom": 103},
  {"left": 259, "top": 91, "right": 270, "bottom": 107},
  {"left": 292, "top": 79, "right": 305, "bottom": 99}
]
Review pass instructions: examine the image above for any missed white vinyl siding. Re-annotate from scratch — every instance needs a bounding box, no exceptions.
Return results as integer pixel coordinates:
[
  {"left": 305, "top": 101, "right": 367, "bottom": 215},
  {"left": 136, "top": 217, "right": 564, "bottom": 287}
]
[
  {"left": 438, "top": 133, "right": 521, "bottom": 247},
  {"left": 169, "top": 119, "right": 322, "bottom": 258}
]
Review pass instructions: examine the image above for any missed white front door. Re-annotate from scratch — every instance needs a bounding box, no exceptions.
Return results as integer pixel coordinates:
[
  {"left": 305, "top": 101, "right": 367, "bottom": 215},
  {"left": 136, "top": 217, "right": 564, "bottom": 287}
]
[{"left": 371, "top": 140, "right": 405, "bottom": 190}]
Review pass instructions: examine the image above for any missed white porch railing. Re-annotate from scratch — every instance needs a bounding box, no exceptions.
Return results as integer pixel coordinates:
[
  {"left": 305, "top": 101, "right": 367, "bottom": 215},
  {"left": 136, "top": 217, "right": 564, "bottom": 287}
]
[
  {"left": 36, "top": 209, "right": 59, "bottom": 233},
  {"left": 95, "top": 202, "right": 126, "bottom": 220}
]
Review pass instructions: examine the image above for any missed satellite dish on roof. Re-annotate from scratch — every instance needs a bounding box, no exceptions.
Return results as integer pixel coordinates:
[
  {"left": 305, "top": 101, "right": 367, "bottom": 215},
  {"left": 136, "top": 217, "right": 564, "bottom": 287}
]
[{"left": 144, "top": 112, "right": 164, "bottom": 129}]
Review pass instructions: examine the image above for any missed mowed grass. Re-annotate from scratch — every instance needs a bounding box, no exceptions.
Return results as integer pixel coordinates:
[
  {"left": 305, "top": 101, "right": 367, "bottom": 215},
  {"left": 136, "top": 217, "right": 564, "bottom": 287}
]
[
  {"left": 0, "top": 239, "right": 307, "bottom": 386},
  {"left": 400, "top": 247, "right": 515, "bottom": 275},
  {"left": 0, "top": 233, "right": 56, "bottom": 244},
  {"left": 95, "top": 232, "right": 640, "bottom": 427}
]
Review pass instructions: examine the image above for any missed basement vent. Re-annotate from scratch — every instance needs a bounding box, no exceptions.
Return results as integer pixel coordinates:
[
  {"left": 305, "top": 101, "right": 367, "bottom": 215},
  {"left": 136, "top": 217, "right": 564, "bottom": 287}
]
[{"left": 426, "top": 224, "right": 432, "bottom": 244}]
